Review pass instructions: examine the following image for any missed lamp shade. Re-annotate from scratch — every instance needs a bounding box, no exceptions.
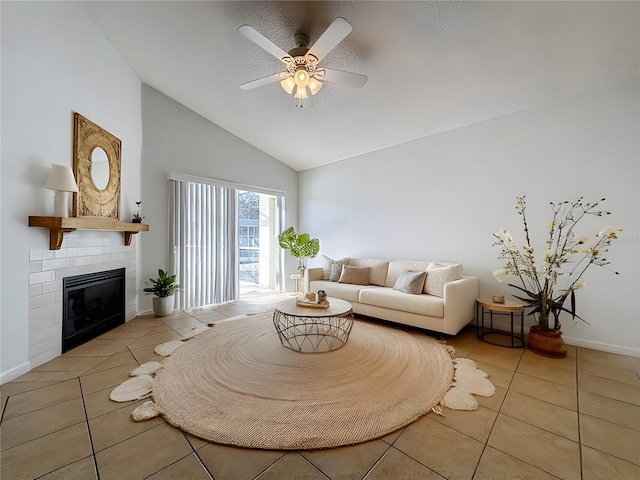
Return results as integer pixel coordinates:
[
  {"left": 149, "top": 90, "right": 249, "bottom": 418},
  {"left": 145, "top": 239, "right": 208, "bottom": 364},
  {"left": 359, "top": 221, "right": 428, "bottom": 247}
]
[
  {"left": 308, "top": 77, "right": 323, "bottom": 95},
  {"left": 280, "top": 76, "right": 295, "bottom": 95},
  {"left": 45, "top": 164, "right": 78, "bottom": 192},
  {"left": 294, "top": 85, "right": 309, "bottom": 100}
]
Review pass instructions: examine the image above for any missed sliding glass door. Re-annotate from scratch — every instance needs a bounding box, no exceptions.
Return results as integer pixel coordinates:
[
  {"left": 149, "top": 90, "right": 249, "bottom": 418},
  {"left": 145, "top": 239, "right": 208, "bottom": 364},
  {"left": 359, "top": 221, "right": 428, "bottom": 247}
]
[
  {"left": 238, "top": 190, "right": 284, "bottom": 296},
  {"left": 168, "top": 172, "right": 285, "bottom": 309}
]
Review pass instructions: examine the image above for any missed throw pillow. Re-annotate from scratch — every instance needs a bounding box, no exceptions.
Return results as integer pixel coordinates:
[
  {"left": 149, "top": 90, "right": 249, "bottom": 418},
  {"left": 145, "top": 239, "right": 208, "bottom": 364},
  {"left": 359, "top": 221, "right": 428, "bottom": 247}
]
[
  {"left": 329, "top": 263, "right": 344, "bottom": 282},
  {"left": 338, "top": 266, "right": 371, "bottom": 285},
  {"left": 393, "top": 270, "right": 427, "bottom": 295},
  {"left": 425, "top": 262, "right": 463, "bottom": 297},
  {"left": 326, "top": 256, "right": 350, "bottom": 281}
]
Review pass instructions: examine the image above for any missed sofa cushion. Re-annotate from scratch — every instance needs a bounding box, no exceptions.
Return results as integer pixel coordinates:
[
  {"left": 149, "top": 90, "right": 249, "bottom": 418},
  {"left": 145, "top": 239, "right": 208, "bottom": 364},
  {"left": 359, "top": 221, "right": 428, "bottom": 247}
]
[
  {"left": 322, "top": 255, "right": 350, "bottom": 280},
  {"left": 339, "top": 266, "right": 370, "bottom": 285},
  {"left": 393, "top": 270, "right": 427, "bottom": 295},
  {"left": 309, "top": 280, "right": 372, "bottom": 303},
  {"left": 348, "top": 258, "right": 390, "bottom": 286},
  {"left": 385, "top": 260, "right": 432, "bottom": 288},
  {"left": 359, "top": 287, "right": 444, "bottom": 318},
  {"left": 425, "top": 262, "right": 464, "bottom": 297}
]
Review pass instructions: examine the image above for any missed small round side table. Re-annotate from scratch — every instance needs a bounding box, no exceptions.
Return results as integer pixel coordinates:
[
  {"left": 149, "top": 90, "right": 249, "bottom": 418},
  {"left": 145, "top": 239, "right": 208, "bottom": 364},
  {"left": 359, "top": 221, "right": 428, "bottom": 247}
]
[{"left": 476, "top": 297, "right": 526, "bottom": 348}]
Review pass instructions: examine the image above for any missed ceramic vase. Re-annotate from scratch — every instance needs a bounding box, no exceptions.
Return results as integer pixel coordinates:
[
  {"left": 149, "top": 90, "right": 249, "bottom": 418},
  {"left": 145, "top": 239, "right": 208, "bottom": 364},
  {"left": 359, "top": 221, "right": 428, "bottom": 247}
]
[
  {"left": 153, "top": 295, "right": 175, "bottom": 317},
  {"left": 527, "top": 325, "right": 568, "bottom": 359}
]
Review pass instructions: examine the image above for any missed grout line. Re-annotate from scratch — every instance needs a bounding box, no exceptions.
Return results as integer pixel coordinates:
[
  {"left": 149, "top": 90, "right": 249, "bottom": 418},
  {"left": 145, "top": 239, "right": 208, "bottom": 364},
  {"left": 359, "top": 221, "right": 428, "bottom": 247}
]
[
  {"left": 0, "top": 394, "right": 8, "bottom": 424},
  {"left": 190, "top": 450, "right": 215, "bottom": 480},
  {"left": 190, "top": 448, "right": 216, "bottom": 480},
  {"left": 576, "top": 347, "right": 584, "bottom": 480},
  {"left": 485, "top": 345, "right": 570, "bottom": 479},
  {"left": 77, "top": 376, "right": 102, "bottom": 480},
  {"left": 374, "top": 444, "right": 447, "bottom": 479},
  {"left": 361, "top": 441, "right": 394, "bottom": 480},
  {"left": 297, "top": 452, "right": 332, "bottom": 480},
  {"left": 144, "top": 451, "right": 213, "bottom": 480},
  {"left": 89, "top": 421, "right": 167, "bottom": 455},
  {"left": 470, "top": 340, "right": 522, "bottom": 478},
  {"left": 475, "top": 446, "right": 564, "bottom": 480},
  {"left": 249, "top": 452, "right": 302, "bottom": 480}
]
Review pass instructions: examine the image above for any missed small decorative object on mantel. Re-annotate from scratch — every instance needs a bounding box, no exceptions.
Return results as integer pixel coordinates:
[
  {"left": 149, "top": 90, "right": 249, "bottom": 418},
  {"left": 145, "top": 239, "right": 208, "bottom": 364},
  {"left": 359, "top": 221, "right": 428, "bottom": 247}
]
[
  {"left": 132, "top": 201, "right": 144, "bottom": 223},
  {"left": 44, "top": 163, "right": 79, "bottom": 218},
  {"left": 492, "top": 196, "right": 622, "bottom": 358},
  {"left": 278, "top": 226, "right": 320, "bottom": 276}
]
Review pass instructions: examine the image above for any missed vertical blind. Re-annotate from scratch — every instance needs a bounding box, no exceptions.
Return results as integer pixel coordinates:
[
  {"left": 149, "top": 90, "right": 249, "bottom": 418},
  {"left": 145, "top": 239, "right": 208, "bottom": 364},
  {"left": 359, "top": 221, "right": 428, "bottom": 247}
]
[{"left": 169, "top": 179, "right": 238, "bottom": 309}]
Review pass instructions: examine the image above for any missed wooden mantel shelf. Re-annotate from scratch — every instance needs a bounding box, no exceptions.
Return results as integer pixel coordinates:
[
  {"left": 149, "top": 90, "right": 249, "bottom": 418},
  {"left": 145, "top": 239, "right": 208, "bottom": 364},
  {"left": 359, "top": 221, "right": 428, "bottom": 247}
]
[{"left": 29, "top": 216, "right": 149, "bottom": 250}]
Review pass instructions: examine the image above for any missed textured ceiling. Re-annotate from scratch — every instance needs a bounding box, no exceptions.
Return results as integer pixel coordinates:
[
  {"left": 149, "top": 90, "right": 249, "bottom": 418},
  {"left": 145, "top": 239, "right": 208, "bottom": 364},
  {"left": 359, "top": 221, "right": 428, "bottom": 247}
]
[{"left": 84, "top": 1, "right": 639, "bottom": 171}]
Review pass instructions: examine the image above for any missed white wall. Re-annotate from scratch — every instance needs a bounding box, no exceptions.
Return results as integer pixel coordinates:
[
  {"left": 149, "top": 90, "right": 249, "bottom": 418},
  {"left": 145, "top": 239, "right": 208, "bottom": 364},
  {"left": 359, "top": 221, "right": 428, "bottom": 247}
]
[
  {"left": 1, "top": 2, "right": 142, "bottom": 380},
  {"left": 138, "top": 85, "right": 299, "bottom": 312},
  {"left": 299, "top": 82, "right": 639, "bottom": 355}
]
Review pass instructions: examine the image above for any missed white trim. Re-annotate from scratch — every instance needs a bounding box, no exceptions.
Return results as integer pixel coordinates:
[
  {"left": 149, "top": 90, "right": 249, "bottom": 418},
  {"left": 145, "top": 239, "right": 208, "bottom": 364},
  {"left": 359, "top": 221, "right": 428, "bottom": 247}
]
[
  {"left": 1, "top": 361, "right": 32, "bottom": 385},
  {"left": 167, "top": 171, "right": 286, "bottom": 197},
  {"left": 562, "top": 336, "right": 640, "bottom": 358},
  {"left": 474, "top": 318, "right": 639, "bottom": 358}
]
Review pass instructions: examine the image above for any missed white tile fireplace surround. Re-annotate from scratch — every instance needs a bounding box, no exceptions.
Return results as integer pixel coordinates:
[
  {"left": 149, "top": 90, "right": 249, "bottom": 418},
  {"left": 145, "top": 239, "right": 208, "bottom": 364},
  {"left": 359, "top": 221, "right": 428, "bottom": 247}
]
[{"left": 28, "top": 230, "right": 137, "bottom": 368}]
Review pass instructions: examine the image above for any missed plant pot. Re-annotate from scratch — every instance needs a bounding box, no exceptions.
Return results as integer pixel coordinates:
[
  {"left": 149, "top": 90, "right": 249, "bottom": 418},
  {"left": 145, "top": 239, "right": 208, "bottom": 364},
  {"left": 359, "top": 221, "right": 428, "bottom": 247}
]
[
  {"left": 152, "top": 295, "right": 175, "bottom": 317},
  {"left": 527, "top": 325, "right": 568, "bottom": 359}
]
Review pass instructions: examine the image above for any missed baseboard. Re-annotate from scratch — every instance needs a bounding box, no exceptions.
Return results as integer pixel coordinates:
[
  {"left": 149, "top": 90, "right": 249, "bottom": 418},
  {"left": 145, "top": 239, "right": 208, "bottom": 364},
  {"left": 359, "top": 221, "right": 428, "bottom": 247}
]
[
  {"left": 562, "top": 336, "right": 640, "bottom": 358},
  {"left": 476, "top": 317, "right": 639, "bottom": 358},
  {"left": 136, "top": 309, "right": 154, "bottom": 316},
  {"left": 0, "top": 361, "right": 31, "bottom": 385}
]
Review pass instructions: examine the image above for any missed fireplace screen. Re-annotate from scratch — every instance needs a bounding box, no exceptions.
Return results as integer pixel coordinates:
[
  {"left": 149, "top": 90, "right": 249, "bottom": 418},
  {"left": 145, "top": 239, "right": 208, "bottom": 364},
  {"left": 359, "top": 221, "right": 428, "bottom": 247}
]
[{"left": 62, "top": 268, "right": 125, "bottom": 352}]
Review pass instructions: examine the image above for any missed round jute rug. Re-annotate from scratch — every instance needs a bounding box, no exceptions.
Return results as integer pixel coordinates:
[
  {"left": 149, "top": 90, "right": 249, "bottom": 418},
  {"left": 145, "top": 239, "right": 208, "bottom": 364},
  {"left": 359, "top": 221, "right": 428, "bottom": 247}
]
[{"left": 152, "top": 312, "right": 455, "bottom": 450}]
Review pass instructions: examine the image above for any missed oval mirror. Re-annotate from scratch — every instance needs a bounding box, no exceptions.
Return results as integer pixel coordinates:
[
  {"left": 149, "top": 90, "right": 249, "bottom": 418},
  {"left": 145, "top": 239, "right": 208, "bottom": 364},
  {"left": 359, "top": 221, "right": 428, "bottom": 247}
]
[{"left": 91, "top": 147, "right": 110, "bottom": 190}]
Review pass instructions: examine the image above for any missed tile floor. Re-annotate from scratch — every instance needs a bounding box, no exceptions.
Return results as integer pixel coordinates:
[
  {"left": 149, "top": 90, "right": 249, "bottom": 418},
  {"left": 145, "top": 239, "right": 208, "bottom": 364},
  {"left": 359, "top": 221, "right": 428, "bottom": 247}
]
[{"left": 1, "top": 292, "right": 639, "bottom": 479}]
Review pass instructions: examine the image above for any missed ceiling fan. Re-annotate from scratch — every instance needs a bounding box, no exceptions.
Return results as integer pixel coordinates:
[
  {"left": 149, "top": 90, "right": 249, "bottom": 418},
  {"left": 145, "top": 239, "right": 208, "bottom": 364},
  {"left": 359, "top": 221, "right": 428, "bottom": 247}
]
[{"left": 238, "top": 17, "right": 367, "bottom": 107}]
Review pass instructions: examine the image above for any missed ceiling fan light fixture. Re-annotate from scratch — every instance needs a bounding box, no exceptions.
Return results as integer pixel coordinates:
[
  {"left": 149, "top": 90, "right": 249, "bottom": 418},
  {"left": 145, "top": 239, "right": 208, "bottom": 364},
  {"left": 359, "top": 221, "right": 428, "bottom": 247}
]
[
  {"left": 280, "top": 76, "right": 295, "bottom": 94},
  {"left": 308, "top": 77, "right": 323, "bottom": 95},
  {"left": 294, "top": 85, "right": 308, "bottom": 100},
  {"left": 294, "top": 67, "right": 310, "bottom": 88},
  {"left": 294, "top": 85, "right": 312, "bottom": 108},
  {"left": 239, "top": 17, "right": 365, "bottom": 107}
]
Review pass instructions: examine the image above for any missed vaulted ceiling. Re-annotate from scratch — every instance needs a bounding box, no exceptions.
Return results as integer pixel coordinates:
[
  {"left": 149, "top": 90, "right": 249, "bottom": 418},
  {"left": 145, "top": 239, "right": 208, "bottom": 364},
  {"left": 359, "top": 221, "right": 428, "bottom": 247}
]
[{"left": 84, "top": 1, "right": 639, "bottom": 171}]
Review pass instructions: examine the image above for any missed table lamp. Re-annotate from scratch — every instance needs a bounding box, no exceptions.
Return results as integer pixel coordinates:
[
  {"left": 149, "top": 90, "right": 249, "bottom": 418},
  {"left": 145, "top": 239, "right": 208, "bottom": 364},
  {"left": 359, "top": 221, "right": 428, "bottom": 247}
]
[{"left": 45, "top": 163, "right": 78, "bottom": 217}]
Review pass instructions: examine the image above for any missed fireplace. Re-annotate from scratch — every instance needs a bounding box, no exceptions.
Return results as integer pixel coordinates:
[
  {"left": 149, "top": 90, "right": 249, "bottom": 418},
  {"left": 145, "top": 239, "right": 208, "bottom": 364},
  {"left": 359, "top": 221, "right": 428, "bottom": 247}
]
[{"left": 62, "top": 268, "right": 125, "bottom": 352}]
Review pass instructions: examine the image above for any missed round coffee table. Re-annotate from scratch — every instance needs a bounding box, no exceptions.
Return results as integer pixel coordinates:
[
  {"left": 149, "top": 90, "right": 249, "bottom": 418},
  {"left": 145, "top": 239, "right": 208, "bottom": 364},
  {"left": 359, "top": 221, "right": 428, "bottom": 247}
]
[{"left": 273, "top": 297, "right": 354, "bottom": 353}]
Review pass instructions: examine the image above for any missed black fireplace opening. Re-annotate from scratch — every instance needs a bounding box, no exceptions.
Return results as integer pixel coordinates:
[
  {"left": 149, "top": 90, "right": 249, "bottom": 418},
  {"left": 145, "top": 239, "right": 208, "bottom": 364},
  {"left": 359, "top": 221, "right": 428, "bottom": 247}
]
[{"left": 62, "top": 268, "right": 125, "bottom": 352}]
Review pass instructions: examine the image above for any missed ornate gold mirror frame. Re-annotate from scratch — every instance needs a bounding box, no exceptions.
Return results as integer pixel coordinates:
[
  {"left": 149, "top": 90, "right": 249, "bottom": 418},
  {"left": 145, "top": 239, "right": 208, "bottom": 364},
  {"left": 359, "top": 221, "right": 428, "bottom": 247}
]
[{"left": 72, "top": 113, "right": 121, "bottom": 219}]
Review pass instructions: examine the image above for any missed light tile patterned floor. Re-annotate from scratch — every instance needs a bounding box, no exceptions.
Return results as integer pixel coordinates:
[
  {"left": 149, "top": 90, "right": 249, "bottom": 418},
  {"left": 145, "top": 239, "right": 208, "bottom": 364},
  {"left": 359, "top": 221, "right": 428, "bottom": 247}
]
[{"left": 1, "top": 292, "right": 639, "bottom": 479}]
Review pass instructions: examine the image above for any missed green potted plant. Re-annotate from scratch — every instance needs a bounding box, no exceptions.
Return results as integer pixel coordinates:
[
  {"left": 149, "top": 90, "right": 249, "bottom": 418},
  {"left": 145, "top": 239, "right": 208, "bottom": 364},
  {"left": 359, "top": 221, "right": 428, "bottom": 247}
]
[
  {"left": 278, "top": 226, "right": 320, "bottom": 275},
  {"left": 144, "top": 269, "right": 180, "bottom": 316},
  {"left": 132, "top": 201, "right": 144, "bottom": 223},
  {"left": 492, "top": 196, "right": 621, "bottom": 358}
]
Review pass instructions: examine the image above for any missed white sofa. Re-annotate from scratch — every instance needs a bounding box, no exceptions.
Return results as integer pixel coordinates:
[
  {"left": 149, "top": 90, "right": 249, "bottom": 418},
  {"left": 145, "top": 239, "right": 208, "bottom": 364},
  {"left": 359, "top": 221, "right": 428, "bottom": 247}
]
[{"left": 304, "top": 257, "right": 478, "bottom": 335}]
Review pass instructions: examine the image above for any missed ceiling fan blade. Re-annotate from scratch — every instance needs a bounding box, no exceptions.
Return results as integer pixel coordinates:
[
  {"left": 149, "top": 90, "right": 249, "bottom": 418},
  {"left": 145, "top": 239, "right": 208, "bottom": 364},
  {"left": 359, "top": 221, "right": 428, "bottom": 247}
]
[
  {"left": 238, "top": 25, "right": 292, "bottom": 61},
  {"left": 321, "top": 68, "right": 367, "bottom": 88},
  {"left": 240, "top": 73, "right": 284, "bottom": 90},
  {"left": 307, "top": 17, "right": 352, "bottom": 62}
]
